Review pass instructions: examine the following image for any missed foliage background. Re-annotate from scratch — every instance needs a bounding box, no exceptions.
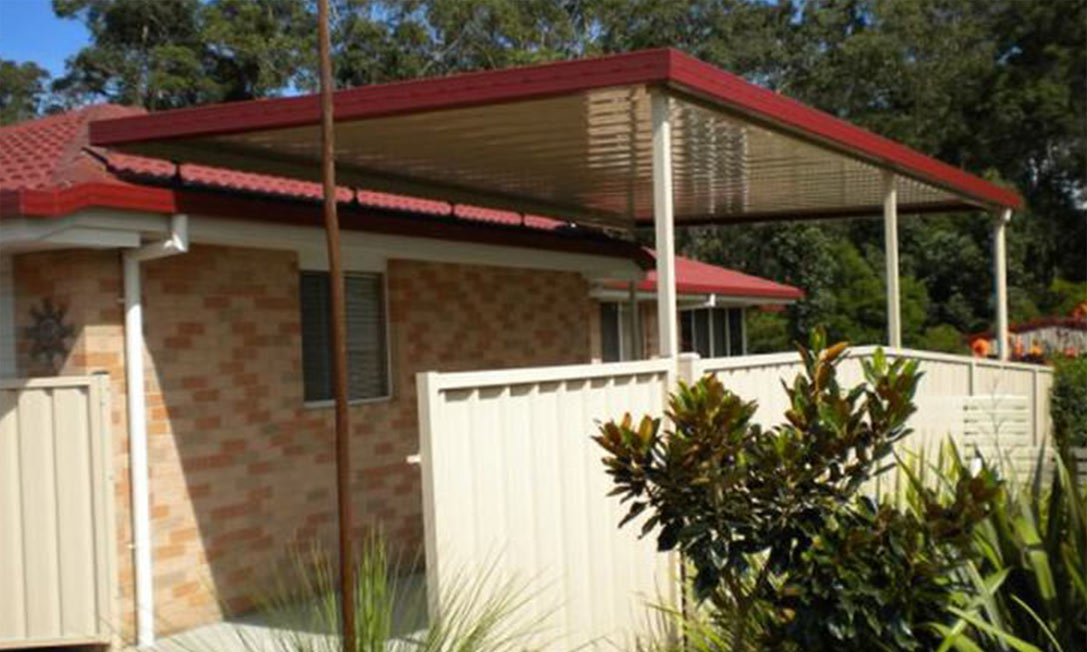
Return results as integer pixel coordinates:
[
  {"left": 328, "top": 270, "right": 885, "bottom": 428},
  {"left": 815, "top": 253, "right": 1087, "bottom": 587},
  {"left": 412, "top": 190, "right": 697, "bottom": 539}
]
[
  {"left": 3, "top": 0, "right": 1084, "bottom": 347},
  {"left": 1051, "top": 355, "right": 1087, "bottom": 448}
]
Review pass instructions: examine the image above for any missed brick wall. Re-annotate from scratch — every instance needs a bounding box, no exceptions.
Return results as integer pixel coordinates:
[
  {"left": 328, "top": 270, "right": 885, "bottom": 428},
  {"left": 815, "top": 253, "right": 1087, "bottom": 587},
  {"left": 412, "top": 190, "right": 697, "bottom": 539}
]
[
  {"left": 13, "top": 249, "right": 136, "bottom": 636},
  {"left": 12, "top": 244, "right": 594, "bottom": 642}
]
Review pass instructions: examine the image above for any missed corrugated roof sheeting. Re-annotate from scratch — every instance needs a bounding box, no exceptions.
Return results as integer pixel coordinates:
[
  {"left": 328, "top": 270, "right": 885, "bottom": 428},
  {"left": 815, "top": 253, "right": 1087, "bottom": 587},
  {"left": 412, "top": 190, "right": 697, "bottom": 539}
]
[{"left": 130, "top": 86, "right": 963, "bottom": 229}]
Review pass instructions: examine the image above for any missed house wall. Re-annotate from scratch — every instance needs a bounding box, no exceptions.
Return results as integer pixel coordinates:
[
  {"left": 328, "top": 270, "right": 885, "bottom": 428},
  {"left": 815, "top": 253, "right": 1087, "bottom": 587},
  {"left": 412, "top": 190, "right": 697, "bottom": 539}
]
[{"left": 11, "top": 243, "right": 595, "bottom": 642}]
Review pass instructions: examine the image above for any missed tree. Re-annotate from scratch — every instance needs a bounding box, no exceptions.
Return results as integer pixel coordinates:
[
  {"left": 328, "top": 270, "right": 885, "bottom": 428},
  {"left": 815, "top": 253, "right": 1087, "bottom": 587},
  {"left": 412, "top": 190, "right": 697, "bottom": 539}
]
[
  {"left": 37, "top": 0, "right": 1084, "bottom": 345},
  {"left": 595, "top": 336, "right": 999, "bottom": 650},
  {"left": 51, "top": 0, "right": 311, "bottom": 109},
  {"left": 0, "top": 60, "right": 51, "bottom": 125}
]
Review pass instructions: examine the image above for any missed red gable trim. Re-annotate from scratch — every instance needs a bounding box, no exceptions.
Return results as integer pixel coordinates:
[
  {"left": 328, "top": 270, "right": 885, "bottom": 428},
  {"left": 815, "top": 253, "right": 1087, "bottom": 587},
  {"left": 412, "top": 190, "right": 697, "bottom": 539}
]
[{"left": 90, "top": 48, "right": 1021, "bottom": 211}]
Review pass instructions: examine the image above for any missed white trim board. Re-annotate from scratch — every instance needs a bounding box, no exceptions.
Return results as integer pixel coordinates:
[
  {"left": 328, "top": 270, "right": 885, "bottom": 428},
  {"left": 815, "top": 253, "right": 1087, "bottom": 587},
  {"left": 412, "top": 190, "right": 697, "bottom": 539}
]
[
  {"left": 35, "top": 210, "right": 644, "bottom": 279},
  {"left": 590, "top": 286, "right": 796, "bottom": 307}
]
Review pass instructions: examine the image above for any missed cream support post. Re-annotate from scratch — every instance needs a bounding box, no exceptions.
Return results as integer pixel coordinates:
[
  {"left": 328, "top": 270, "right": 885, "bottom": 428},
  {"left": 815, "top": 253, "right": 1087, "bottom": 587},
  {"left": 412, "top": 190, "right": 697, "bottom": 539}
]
[
  {"left": 883, "top": 170, "right": 902, "bottom": 348},
  {"left": 993, "top": 208, "right": 1012, "bottom": 360},
  {"left": 651, "top": 91, "right": 678, "bottom": 358}
]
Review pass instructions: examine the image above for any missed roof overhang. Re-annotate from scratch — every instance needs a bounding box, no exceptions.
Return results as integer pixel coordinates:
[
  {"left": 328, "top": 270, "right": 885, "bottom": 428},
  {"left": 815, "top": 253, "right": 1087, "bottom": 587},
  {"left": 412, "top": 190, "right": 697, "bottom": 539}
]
[
  {"left": 0, "top": 184, "right": 652, "bottom": 268},
  {"left": 90, "top": 48, "right": 1021, "bottom": 230},
  {"left": 590, "top": 285, "right": 797, "bottom": 307}
]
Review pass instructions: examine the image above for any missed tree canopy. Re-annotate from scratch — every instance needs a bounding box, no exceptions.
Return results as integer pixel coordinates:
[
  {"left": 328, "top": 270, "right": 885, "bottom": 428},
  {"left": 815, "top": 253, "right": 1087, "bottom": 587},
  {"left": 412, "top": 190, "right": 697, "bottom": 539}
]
[
  {"left": 0, "top": 60, "right": 51, "bottom": 124},
  {"left": 10, "top": 0, "right": 1084, "bottom": 350}
]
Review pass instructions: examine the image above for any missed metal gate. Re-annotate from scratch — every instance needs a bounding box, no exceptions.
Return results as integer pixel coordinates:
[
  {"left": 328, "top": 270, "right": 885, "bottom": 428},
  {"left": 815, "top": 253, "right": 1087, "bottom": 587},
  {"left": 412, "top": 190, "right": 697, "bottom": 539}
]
[{"left": 0, "top": 375, "right": 115, "bottom": 649}]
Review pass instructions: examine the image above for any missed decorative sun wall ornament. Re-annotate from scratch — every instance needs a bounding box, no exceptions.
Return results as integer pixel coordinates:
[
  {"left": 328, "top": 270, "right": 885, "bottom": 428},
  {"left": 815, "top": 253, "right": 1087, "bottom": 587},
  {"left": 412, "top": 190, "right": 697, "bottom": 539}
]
[{"left": 25, "top": 298, "right": 75, "bottom": 367}]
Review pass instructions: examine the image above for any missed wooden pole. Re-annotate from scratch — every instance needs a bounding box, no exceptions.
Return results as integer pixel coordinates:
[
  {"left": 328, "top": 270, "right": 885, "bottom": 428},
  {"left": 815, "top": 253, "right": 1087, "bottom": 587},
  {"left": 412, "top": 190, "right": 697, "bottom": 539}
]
[{"left": 316, "top": 1, "right": 356, "bottom": 649}]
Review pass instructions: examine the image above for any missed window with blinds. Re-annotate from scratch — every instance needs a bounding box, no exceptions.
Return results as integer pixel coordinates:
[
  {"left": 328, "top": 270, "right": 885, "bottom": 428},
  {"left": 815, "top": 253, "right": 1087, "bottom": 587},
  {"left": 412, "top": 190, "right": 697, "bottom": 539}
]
[
  {"left": 680, "top": 307, "right": 746, "bottom": 358},
  {"left": 299, "top": 271, "right": 389, "bottom": 402},
  {"left": 600, "top": 302, "right": 638, "bottom": 362}
]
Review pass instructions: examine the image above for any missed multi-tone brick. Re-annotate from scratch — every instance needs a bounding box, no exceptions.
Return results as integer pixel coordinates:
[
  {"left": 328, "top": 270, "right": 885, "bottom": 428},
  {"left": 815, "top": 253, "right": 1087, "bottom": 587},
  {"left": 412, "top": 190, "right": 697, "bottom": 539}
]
[{"left": 11, "top": 244, "right": 595, "bottom": 641}]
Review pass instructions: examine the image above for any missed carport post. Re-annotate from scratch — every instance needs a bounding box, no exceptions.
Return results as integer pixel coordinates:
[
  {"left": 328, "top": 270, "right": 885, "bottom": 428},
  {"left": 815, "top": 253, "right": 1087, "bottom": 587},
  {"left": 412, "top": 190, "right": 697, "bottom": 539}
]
[
  {"left": 993, "top": 208, "right": 1012, "bottom": 360},
  {"left": 651, "top": 91, "right": 679, "bottom": 358},
  {"left": 628, "top": 281, "right": 642, "bottom": 360},
  {"left": 883, "top": 171, "right": 902, "bottom": 348}
]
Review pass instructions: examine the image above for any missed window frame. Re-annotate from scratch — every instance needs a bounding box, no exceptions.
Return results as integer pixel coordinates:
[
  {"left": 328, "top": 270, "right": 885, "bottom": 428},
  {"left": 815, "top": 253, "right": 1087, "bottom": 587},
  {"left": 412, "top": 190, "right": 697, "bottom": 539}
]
[
  {"left": 299, "top": 269, "right": 394, "bottom": 408},
  {"left": 679, "top": 305, "right": 747, "bottom": 358},
  {"left": 599, "top": 301, "right": 639, "bottom": 363}
]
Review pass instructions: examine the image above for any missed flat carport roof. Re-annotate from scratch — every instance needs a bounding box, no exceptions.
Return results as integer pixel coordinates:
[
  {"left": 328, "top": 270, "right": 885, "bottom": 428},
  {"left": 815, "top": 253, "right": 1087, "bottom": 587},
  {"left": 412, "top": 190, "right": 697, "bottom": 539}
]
[
  {"left": 88, "top": 47, "right": 1020, "bottom": 360},
  {"left": 89, "top": 48, "right": 1020, "bottom": 230}
]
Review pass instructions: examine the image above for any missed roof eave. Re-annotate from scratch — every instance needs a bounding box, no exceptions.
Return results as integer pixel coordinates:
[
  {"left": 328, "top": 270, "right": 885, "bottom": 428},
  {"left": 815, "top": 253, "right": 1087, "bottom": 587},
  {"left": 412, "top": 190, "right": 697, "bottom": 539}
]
[{"left": 0, "top": 182, "right": 654, "bottom": 268}]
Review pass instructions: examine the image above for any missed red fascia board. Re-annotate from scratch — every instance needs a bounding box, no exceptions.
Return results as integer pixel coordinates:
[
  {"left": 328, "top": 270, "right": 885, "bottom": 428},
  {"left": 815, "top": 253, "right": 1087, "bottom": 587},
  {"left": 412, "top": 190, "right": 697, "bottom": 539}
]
[
  {"left": 1, "top": 183, "right": 178, "bottom": 217},
  {"left": 665, "top": 50, "right": 1021, "bottom": 209},
  {"left": 0, "top": 183, "right": 652, "bottom": 267},
  {"left": 88, "top": 48, "right": 1020, "bottom": 212}
]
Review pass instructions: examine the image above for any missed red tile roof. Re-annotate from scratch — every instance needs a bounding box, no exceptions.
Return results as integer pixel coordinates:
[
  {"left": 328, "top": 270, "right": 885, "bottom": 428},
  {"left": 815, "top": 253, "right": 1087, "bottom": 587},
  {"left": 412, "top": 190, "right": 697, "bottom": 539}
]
[
  {"left": 624, "top": 251, "right": 803, "bottom": 301},
  {"left": 0, "top": 105, "right": 801, "bottom": 300},
  {"left": 0, "top": 104, "right": 142, "bottom": 190},
  {"left": 0, "top": 104, "right": 578, "bottom": 232}
]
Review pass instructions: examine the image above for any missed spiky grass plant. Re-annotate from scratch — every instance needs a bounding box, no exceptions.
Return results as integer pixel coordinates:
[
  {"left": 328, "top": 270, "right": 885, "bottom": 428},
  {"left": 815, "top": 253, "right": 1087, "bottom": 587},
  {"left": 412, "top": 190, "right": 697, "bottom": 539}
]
[
  {"left": 898, "top": 443, "right": 1087, "bottom": 652},
  {"left": 169, "top": 533, "right": 537, "bottom": 652}
]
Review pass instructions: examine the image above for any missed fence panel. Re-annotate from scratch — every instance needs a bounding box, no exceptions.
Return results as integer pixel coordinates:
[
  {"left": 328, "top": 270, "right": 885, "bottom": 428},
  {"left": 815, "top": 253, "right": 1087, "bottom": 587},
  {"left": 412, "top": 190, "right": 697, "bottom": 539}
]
[
  {"left": 417, "top": 348, "right": 1061, "bottom": 652},
  {"left": 0, "top": 375, "right": 114, "bottom": 650},
  {"left": 697, "top": 347, "right": 1054, "bottom": 473},
  {"left": 418, "top": 360, "right": 677, "bottom": 651}
]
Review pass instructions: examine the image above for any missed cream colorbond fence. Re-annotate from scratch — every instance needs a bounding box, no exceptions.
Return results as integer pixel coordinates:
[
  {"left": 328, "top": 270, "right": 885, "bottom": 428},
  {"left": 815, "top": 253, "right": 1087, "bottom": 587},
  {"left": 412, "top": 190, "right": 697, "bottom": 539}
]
[
  {"left": 416, "top": 348, "right": 1055, "bottom": 651},
  {"left": 417, "top": 359, "right": 678, "bottom": 652},
  {"left": 696, "top": 346, "right": 1054, "bottom": 473},
  {"left": 0, "top": 375, "right": 115, "bottom": 650}
]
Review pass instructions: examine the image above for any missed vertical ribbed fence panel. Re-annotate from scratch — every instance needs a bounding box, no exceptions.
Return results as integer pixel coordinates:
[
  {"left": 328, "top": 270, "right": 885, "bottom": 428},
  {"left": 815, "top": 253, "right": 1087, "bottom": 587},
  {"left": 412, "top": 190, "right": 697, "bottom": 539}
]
[
  {"left": 696, "top": 346, "right": 1053, "bottom": 471},
  {"left": 418, "top": 360, "right": 677, "bottom": 651},
  {"left": 0, "top": 376, "right": 113, "bottom": 650}
]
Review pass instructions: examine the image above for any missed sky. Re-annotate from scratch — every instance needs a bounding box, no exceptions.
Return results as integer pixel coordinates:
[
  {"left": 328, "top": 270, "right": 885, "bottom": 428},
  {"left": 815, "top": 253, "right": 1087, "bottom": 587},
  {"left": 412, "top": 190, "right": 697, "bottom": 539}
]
[{"left": 0, "top": 0, "right": 89, "bottom": 77}]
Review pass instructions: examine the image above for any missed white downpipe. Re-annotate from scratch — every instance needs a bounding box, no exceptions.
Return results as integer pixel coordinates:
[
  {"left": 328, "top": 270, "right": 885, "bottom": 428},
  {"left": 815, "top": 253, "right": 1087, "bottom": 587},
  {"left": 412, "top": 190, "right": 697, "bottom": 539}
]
[
  {"left": 883, "top": 171, "right": 902, "bottom": 348},
  {"left": 993, "top": 209, "right": 1012, "bottom": 361},
  {"left": 651, "top": 91, "right": 678, "bottom": 358},
  {"left": 123, "top": 214, "right": 188, "bottom": 648}
]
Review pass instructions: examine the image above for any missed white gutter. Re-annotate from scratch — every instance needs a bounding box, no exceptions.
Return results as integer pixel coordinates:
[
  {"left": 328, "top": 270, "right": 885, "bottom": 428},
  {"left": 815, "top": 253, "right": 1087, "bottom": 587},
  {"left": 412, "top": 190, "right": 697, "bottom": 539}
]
[{"left": 123, "top": 214, "right": 188, "bottom": 648}]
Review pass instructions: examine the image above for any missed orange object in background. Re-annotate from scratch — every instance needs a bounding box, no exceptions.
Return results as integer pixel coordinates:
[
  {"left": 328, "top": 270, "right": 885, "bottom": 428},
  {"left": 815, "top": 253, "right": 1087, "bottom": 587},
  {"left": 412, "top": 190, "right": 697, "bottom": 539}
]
[
  {"left": 1073, "top": 301, "right": 1087, "bottom": 321},
  {"left": 971, "top": 338, "right": 990, "bottom": 358}
]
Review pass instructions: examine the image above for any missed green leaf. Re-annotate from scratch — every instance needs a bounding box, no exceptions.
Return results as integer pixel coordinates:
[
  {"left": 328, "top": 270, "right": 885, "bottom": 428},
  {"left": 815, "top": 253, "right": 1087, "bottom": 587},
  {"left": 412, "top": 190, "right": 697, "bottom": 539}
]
[{"left": 947, "top": 608, "right": 1047, "bottom": 652}]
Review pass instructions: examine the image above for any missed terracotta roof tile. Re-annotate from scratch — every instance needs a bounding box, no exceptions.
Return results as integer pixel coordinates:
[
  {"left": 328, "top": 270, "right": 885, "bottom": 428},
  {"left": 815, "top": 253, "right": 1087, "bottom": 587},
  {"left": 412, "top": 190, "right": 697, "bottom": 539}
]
[{"left": 633, "top": 251, "right": 804, "bottom": 300}]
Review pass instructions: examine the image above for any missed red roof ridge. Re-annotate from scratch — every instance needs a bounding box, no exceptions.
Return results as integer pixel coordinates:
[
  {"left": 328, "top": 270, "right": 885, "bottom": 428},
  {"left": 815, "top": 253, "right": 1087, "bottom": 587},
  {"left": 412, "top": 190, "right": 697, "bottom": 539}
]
[{"left": 0, "top": 103, "right": 147, "bottom": 191}]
